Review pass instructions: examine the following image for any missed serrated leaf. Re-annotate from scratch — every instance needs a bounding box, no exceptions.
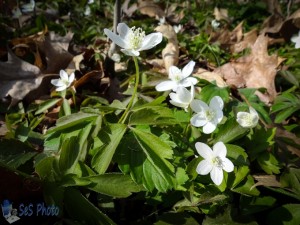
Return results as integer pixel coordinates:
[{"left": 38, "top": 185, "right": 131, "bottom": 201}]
[
  {"left": 35, "top": 98, "right": 61, "bottom": 115},
  {"left": 131, "top": 127, "right": 175, "bottom": 192},
  {"left": 226, "top": 144, "right": 249, "bottom": 166},
  {"left": 214, "top": 118, "right": 248, "bottom": 144},
  {"left": 129, "top": 106, "right": 175, "bottom": 125},
  {"left": 86, "top": 173, "right": 144, "bottom": 198},
  {"left": 257, "top": 152, "right": 281, "bottom": 174},
  {"left": 91, "top": 123, "right": 127, "bottom": 174},
  {"left": 267, "top": 204, "right": 300, "bottom": 225},
  {"left": 232, "top": 175, "right": 260, "bottom": 196},
  {"left": 64, "top": 187, "right": 116, "bottom": 225},
  {"left": 200, "top": 84, "right": 230, "bottom": 103},
  {"left": 0, "top": 139, "right": 37, "bottom": 169}
]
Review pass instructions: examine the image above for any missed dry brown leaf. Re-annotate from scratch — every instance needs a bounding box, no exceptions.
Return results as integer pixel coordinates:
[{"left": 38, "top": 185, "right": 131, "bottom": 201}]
[
  {"left": 193, "top": 68, "right": 227, "bottom": 87},
  {"left": 137, "top": 0, "right": 165, "bottom": 18},
  {"left": 214, "top": 34, "right": 284, "bottom": 103},
  {"left": 261, "top": 8, "right": 300, "bottom": 41},
  {"left": 0, "top": 49, "right": 43, "bottom": 101},
  {"left": 155, "top": 24, "right": 179, "bottom": 72},
  {"left": 252, "top": 174, "right": 281, "bottom": 190},
  {"left": 231, "top": 28, "right": 258, "bottom": 53},
  {"left": 213, "top": 7, "right": 231, "bottom": 22}
]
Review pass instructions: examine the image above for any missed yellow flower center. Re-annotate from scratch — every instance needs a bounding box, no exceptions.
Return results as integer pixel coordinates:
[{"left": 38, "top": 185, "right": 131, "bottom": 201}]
[{"left": 128, "top": 27, "right": 145, "bottom": 49}]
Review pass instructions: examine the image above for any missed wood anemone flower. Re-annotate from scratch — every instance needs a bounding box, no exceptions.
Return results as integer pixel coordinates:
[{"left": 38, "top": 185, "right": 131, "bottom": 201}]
[{"left": 104, "top": 23, "right": 163, "bottom": 57}]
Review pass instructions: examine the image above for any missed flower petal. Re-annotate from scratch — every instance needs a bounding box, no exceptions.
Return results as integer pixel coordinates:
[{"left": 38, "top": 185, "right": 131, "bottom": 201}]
[
  {"left": 190, "top": 99, "right": 208, "bottom": 113},
  {"left": 176, "top": 86, "right": 192, "bottom": 103},
  {"left": 209, "top": 96, "right": 224, "bottom": 110},
  {"left": 155, "top": 80, "right": 177, "bottom": 91},
  {"left": 51, "top": 78, "right": 60, "bottom": 86},
  {"left": 181, "top": 61, "right": 195, "bottom": 78},
  {"left": 210, "top": 166, "right": 223, "bottom": 185},
  {"left": 195, "top": 142, "right": 213, "bottom": 159},
  {"left": 69, "top": 72, "right": 75, "bottom": 83},
  {"left": 196, "top": 160, "right": 213, "bottom": 175},
  {"left": 60, "top": 70, "right": 68, "bottom": 81},
  {"left": 117, "top": 23, "right": 131, "bottom": 39},
  {"left": 56, "top": 85, "right": 67, "bottom": 92},
  {"left": 121, "top": 48, "right": 140, "bottom": 56},
  {"left": 203, "top": 121, "right": 217, "bottom": 134},
  {"left": 139, "top": 32, "right": 163, "bottom": 51},
  {"left": 212, "top": 142, "right": 227, "bottom": 158},
  {"left": 169, "top": 66, "right": 182, "bottom": 80},
  {"left": 104, "top": 28, "right": 128, "bottom": 49},
  {"left": 180, "top": 77, "right": 198, "bottom": 87},
  {"left": 222, "top": 158, "right": 234, "bottom": 172},
  {"left": 190, "top": 113, "right": 207, "bottom": 127}
]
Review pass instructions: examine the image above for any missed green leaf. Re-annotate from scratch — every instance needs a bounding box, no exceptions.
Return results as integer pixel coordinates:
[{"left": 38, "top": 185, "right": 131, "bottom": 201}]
[
  {"left": 231, "top": 175, "right": 260, "bottom": 196},
  {"left": 240, "top": 195, "right": 276, "bottom": 215},
  {"left": 91, "top": 123, "right": 127, "bottom": 174},
  {"left": 0, "top": 139, "right": 37, "bottom": 169},
  {"left": 35, "top": 98, "right": 61, "bottom": 115},
  {"left": 64, "top": 187, "right": 116, "bottom": 225},
  {"left": 279, "top": 70, "right": 299, "bottom": 87},
  {"left": 200, "top": 84, "right": 230, "bottom": 103},
  {"left": 231, "top": 166, "right": 250, "bottom": 188},
  {"left": 15, "top": 123, "right": 31, "bottom": 142},
  {"left": 154, "top": 212, "right": 199, "bottom": 225},
  {"left": 257, "top": 152, "right": 281, "bottom": 174},
  {"left": 267, "top": 204, "right": 300, "bottom": 225},
  {"left": 129, "top": 106, "right": 176, "bottom": 125},
  {"left": 226, "top": 144, "right": 249, "bottom": 166},
  {"left": 131, "top": 127, "right": 175, "bottom": 192},
  {"left": 214, "top": 118, "right": 248, "bottom": 144},
  {"left": 35, "top": 156, "right": 61, "bottom": 182},
  {"left": 86, "top": 173, "right": 143, "bottom": 198}
]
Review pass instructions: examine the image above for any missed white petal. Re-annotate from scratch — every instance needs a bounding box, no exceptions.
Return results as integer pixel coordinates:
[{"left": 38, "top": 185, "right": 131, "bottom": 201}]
[
  {"left": 169, "top": 66, "right": 182, "bottom": 80},
  {"left": 181, "top": 61, "right": 195, "bottom": 78},
  {"left": 155, "top": 80, "right": 177, "bottom": 91},
  {"left": 190, "top": 113, "right": 207, "bottom": 127},
  {"left": 196, "top": 160, "right": 213, "bottom": 175},
  {"left": 203, "top": 121, "right": 217, "bottom": 134},
  {"left": 180, "top": 77, "right": 198, "bottom": 87},
  {"left": 69, "top": 72, "right": 75, "bottom": 83},
  {"left": 52, "top": 79, "right": 65, "bottom": 87},
  {"left": 190, "top": 99, "right": 208, "bottom": 113},
  {"left": 209, "top": 96, "right": 224, "bottom": 110},
  {"left": 139, "top": 32, "right": 163, "bottom": 51},
  {"left": 212, "top": 142, "right": 227, "bottom": 158},
  {"left": 176, "top": 86, "right": 192, "bottom": 103},
  {"left": 215, "top": 108, "right": 223, "bottom": 123},
  {"left": 121, "top": 49, "right": 140, "bottom": 56},
  {"left": 249, "top": 107, "right": 258, "bottom": 117},
  {"left": 60, "top": 70, "right": 68, "bottom": 81},
  {"left": 56, "top": 85, "right": 67, "bottom": 92},
  {"left": 117, "top": 23, "right": 131, "bottom": 39},
  {"left": 195, "top": 142, "right": 213, "bottom": 159},
  {"left": 51, "top": 78, "right": 60, "bottom": 86},
  {"left": 169, "top": 100, "right": 187, "bottom": 109},
  {"left": 104, "top": 28, "right": 128, "bottom": 49},
  {"left": 222, "top": 158, "right": 234, "bottom": 172},
  {"left": 237, "top": 112, "right": 251, "bottom": 127},
  {"left": 210, "top": 167, "right": 223, "bottom": 185}
]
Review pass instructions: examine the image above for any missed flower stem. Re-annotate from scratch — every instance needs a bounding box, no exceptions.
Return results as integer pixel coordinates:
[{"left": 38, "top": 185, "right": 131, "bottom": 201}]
[{"left": 119, "top": 56, "right": 140, "bottom": 123}]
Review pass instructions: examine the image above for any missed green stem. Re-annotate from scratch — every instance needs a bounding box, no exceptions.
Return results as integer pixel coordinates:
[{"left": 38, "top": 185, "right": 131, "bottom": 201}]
[{"left": 119, "top": 56, "right": 140, "bottom": 123}]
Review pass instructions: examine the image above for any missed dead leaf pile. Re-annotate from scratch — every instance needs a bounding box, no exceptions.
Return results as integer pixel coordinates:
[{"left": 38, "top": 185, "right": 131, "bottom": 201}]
[
  {"left": 0, "top": 31, "right": 76, "bottom": 103},
  {"left": 214, "top": 34, "right": 285, "bottom": 103}
]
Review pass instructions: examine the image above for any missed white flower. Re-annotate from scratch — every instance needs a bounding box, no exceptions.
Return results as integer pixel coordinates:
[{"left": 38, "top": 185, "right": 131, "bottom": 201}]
[
  {"left": 155, "top": 61, "right": 198, "bottom": 92},
  {"left": 173, "top": 24, "right": 182, "bottom": 33},
  {"left": 195, "top": 142, "right": 234, "bottom": 186},
  {"left": 21, "top": 0, "right": 35, "bottom": 13},
  {"left": 236, "top": 107, "right": 259, "bottom": 128},
  {"left": 291, "top": 31, "right": 300, "bottom": 49},
  {"left": 211, "top": 19, "right": 220, "bottom": 29},
  {"left": 51, "top": 70, "right": 75, "bottom": 92},
  {"left": 190, "top": 96, "right": 224, "bottom": 134},
  {"left": 104, "top": 23, "right": 163, "bottom": 56},
  {"left": 158, "top": 17, "right": 166, "bottom": 25},
  {"left": 169, "top": 85, "right": 194, "bottom": 112}
]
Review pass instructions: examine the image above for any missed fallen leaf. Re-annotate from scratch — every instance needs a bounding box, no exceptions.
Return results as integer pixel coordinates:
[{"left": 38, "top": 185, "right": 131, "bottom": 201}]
[
  {"left": 0, "top": 49, "right": 43, "bottom": 101},
  {"left": 231, "top": 28, "right": 258, "bottom": 53},
  {"left": 252, "top": 174, "right": 281, "bottom": 190},
  {"left": 137, "top": 0, "right": 165, "bottom": 18},
  {"left": 214, "top": 34, "right": 284, "bottom": 103},
  {"left": 213, "top": 7, "right": 231, "bottom": 22},
  {"left": 193, "top": 68, "right": 227, "bottom": 87},
  {"left": 155, "top": 24, "right": 179, "bottom": 72}
]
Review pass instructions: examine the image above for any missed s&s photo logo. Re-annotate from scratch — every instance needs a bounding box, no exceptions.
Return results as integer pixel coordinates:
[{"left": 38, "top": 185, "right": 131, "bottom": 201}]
[{"left": 1, "top": 200, "right": 20, "bottom": 224}]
